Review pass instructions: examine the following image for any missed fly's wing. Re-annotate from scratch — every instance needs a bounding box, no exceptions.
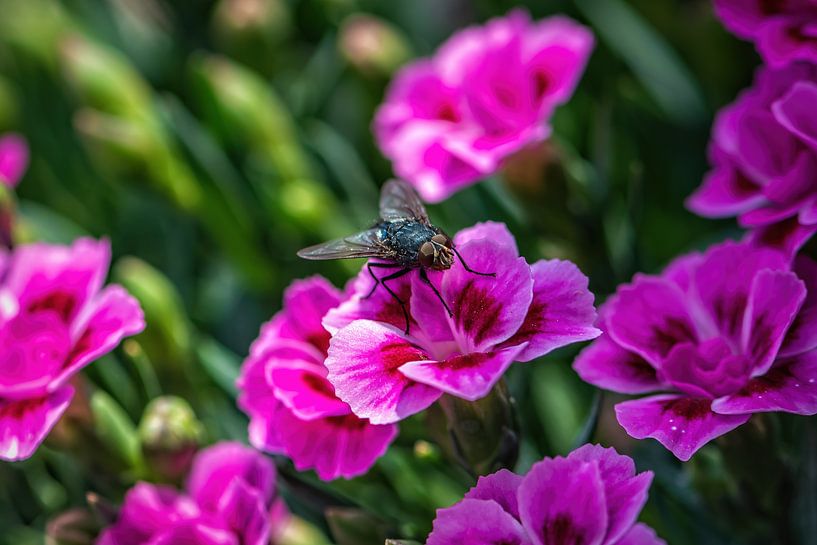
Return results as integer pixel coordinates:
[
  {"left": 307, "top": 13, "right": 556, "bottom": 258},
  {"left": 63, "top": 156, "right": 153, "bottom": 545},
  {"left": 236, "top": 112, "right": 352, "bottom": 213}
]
[
  {"left": 379, "top": 179, "right": 430, "bottom": 224},
  {"left": 297, "top": 228, "right": 392, "bottom": 261}
]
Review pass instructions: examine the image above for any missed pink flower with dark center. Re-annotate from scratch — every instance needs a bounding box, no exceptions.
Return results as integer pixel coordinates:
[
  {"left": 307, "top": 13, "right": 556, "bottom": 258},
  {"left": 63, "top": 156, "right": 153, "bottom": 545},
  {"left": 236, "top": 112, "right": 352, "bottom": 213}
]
[
  {"left": 97, "top": 441, "right": 288, "bottom": 545},
  {"left": 688, "top": 62, "right": 817, "bottom": 255},
  {"left": 0, "top": 133, "right": 28, "bottom": 189},
  {"left": 426, "top": 444, "right": 664, "bottom": 545},
  {"left": 574, "top": 240, "right": 817, "bottom": 461},
  {"left": 0, "top": 238, "right": 144, "bottom": 461},
  {"left": 714, "top": 0, "right": 817, "bottom": 67},
  {"left": 373, "top": 10, "right": 593, "bottom": 203},
  {"left": 236, "top": 276, "right": 398, "bottom": 481},
  {"left": 323, "top": 222, "right": 600, "bottom": 424}
]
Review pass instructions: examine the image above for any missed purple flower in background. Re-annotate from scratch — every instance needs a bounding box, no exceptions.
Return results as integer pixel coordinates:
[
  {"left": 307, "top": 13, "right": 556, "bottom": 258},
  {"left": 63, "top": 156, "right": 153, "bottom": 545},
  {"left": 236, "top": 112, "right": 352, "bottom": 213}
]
[
  {"left": 324, "top": 222, "right": 600, "bottom": 424},
  {"left": 97, "top": 442, "right": 288, "bottom": 545},
  {"left": 687, "top": 62, "right": 817, "bottom": 255},
  {"left": 0, "top": 133, "right": 28, "bottom": 188},
  {"left": 574, "top": 240, "right": 817, "bottom": 461},
  {"left": 427, "top": 444, "right": 664, "bottom": 545},
  {"left": 236, "top": 276, "right": 397, "bottom": 481},
  {"left": 0, "top": 238, "right": 144, "bottom": 461},
  {"left": 374, "top": 10, "right": 593, "bottom": 202},
  {"left": 714, "top": 0, "right": 817, "bottom": 67}
]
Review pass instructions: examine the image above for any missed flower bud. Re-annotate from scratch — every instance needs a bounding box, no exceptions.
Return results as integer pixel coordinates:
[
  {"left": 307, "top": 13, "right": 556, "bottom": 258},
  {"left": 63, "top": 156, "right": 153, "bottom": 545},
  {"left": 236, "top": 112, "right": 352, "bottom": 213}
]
[
  {"left": 212, "top": 0, "right": 292, "bottom": 70},
  {"left": 138, "top": 396, "right": 203, "bottom": 482},
  {"left": 338, "top": 14, "right": 411, "bottom": 77},
  {"left": 45, "top": 508, "right": 99, "bottom": 545}
]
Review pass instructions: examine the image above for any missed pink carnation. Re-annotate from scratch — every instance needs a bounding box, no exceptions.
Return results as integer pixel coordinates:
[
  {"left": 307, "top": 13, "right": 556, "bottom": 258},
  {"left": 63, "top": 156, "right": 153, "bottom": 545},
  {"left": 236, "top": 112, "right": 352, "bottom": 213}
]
[
  {"left": 323, "top": 222, "right": 600, "bottom": 424},
  {"left": 0, "top": 238, "right": 144, "bottom": 461},
  {"left": 374, "top": 9, "right": 593, "bottom": 202},
  {"left": 236, "top": 276, "right": 398, "bottom": 481},
  {"left": 0, "top": 133, "right": 29, "bottom": 189},
  {"left": 97, "top": 442, "right": 288, "bottom": 545}
]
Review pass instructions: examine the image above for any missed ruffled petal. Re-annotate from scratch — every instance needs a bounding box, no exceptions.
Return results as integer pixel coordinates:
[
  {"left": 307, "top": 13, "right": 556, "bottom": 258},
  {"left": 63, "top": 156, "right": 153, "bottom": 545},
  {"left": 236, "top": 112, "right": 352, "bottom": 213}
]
[
  {"left": 427, "top": 499, "right": 532, "bottom": 545},
  {"left": 573, "top": 334, "right": 662, "bottom": 395},
  {"left": 613, "top": 524, "right": 667, "bottom": 545},
  {"left": 0, "top": 385, "right": 74, "bottom": 461},
  {"left": 773, "top": 81, "right": 817, "bottom": 150},
  {"left": 614, "top": 395, "right": 751, "bottom": 461},
  {"left": 267, "top": 359, "right": 349, "bottom": 420},
  {"left": 464, "top": 468, "right": 524, "bottom": 519},
  {"left": 453, "top": 221, "right": 520, "bottom": 256},
  {"left": 280, "top": 276, "right": 342, "bottom": 354},
  {"left": 217, "top": 480, "right": 270, "bottom": 545},
  {"left": 780, "top": 255, "right": 817, "bottom": 357}
]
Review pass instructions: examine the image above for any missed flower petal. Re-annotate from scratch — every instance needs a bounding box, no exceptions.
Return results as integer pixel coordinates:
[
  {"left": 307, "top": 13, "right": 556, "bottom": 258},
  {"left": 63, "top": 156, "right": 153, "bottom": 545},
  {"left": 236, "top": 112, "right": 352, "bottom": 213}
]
[
  {"left": 217, "top": 480, "right": 270, "bottom": 545},
  {"left": 266, "top": 358, "right": 349, "bottom": 420},
  {"left": 399, "top": 344, "right": 525, "bottom": 401},
  {"left": 518, "top": 456, "right": 607, "bottom": 545},
  {"left": 500, "top": 259, "right": 600, "bottom": 361},
  {"left": 427, "top": 499, "right": 532, "bottom": 545},
  {"left": 687, "top": 154, "right": 765, "bottom": 218},
  {"left": 614, "top": 523, "right": 667, "bottom": 545},
  {"left": 0, "top": 385, "right": 74, "bottom": 461},
  {"left": 711, "top": 350, "right": 817, "bottom": 416},
  {"left": 280, "top": 276, "right": 342, "bottom": 354},
  {"left": 614, "top": 395, "right": 750, "bottom": 461},
  {"left": 443, "top": 238, "right": 533, "bottom": 353},
  {"left": 573, "top": 334, "right": 662, "bottom": 395},
  {"left": 773, "top": 81, "right": 817, "bottom": 150},
  {"left": 567, "top": 444, "right": 653, "bottom": 545},
  {"left": 748, "top": 216, "right": 817, "bottom": 257},
  {"left": 453, "top": 221, "right": 519, "bottom": 256},
  {"left": 464, "top": 468, "right": 524, "bottom": 519},
  {"left": 0, "top": 134, "right": 28, "bottom": 188},
  {"left": 781, "top": 255, "right": 817, "bottom": 357},
  {"left": 325, "top": 320, "right": 442, "bottom": 424}
]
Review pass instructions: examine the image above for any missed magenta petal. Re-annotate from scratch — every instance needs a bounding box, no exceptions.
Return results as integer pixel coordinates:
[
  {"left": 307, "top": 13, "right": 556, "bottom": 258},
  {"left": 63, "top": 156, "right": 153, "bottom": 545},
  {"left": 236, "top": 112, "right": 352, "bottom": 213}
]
[
  {"left": 0, "top": 134, "right": 29, "bottom": 188},
  {"left": 661, "top": 340, "right": 752, "bottom": 399},
  {"left": 325, "top": 320, "right": 442, "bottom": 424},
  {"left": 281, "top": 276, "right": 342, "bottom": 353},
  {"left": 237, "top": 348, "right": 284, "bottom": 452},
  {"left": 749, "top": 216, "right": 817, "bottom": 257},
  {"left": 217, "top": 480, "right": 270, "bottom": 545},
  {"left": 443, "top": 238, "right": 533, "bottom": 353},
  {"left": 0, "top": 385, "right": 74, "bottom": 461},
  {"left": 781, "top": 256, "right": 817, "bottom": 357},
  {"left": 773, "top": 81, "right": 817, "bottom": 150},
  {"left": 427, "top": 499, "right": 532, "bottom": 545},
  {"left": 146, "top": 523, "right": 239, "bottom": 545},
  {"left": 614, "top": 395, "right": 750, "bottom": 461},
  {"left": 573, "top": 334, "right": 662, "bottom": 394},
  {"left": 741, "top": 269, "right": 805, "bottom": 375},
  {"left": 399, "top": 345, "right": 525, "bottom": 401},
  {"left": 267, "top": 360, "right": 349, "bottom": 420},
  {"left": 712, "top": 350, "right": 817, "bottom": 416},
  {"left": 501, "top": 259, "right": 600, "bottom": 361},
  {"left": 518, "top": 456, "right": 607, "bottom": 545},
  {"left": 453, "top": 221, "right": 520, "bottom": 256},
  {"left": 567, "top": 444, "right": 653, "bottom": 545},
  {"left": 187, "top": 442, "right": 275, "bottom": 512},
  {"left": 56, "top": 285, "right": 145, "bottom": 384},
  {"left": 605, "top": 278, "right": 696, "bottom": 366},
  {"left": 614, "top": 524, "right": 667, "bottom": 545},
  {"left": 464, "top": 468, "right": 524, "bottom": 519},
  {"left": 687, "top": 157, "right": 765, "bottom": 218}
]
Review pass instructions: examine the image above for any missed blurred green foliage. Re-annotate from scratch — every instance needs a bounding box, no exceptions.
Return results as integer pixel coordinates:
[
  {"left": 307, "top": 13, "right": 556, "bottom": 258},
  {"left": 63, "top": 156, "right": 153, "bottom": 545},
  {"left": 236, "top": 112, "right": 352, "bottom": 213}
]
[{"left": 1, "top": 0, "right": 808, "bottom": 544}]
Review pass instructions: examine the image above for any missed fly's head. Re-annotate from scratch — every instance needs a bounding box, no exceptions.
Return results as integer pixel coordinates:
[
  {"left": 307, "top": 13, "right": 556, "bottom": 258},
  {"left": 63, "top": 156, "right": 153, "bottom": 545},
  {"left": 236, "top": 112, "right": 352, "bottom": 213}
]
[{"left": 419, "top": 233, "right": 454, "bottom": 270}]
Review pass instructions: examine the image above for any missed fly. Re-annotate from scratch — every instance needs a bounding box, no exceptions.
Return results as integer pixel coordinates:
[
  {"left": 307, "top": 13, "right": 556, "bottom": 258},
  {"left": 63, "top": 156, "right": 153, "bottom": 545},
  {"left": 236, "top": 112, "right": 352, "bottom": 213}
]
[{"left": 297, "top": 179, "right": 495, "bottom": 333}]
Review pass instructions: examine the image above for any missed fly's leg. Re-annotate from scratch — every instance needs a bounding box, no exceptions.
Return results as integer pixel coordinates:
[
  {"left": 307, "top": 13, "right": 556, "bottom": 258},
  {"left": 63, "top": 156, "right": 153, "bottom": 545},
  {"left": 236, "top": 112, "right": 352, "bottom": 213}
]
[
  {"left": 452, "top": 247, "right": 495, "bottom": 277},
  {"left": 379, "top": 267, "right": 412, "bottom": 334},
  {"left": 420, "top": 267, "right": 452, "bottom": 318},
  {"left": 364, "top": 262, "right": 403, "bottom": 299}
]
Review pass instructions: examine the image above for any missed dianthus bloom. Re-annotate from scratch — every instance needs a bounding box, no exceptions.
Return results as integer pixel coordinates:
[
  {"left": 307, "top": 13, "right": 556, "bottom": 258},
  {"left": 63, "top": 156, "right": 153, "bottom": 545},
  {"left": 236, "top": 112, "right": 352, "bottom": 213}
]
[
  {"left": 574, "top": 240, "right": 817, "bottom": 461},
  {"left": 236, "top": 276, "right": 398, "bottom": 481},
  {"left": 714, "top": 0, "right": 817, "bottom": 67},
  {"left": 687, "top": 62, "right": 817, "bottom": 255},
  {"left": 0, "top": 238, "right": 144, "bottom": 461},
  {"left": 98, "top": 442, "right": 288, "bottom": 545},
  {"left": 374, "top": 10, "right": 593, "bottom": 202},
  {"left": 0, "top": 133, "right": 28, "bottom": 188},
  {"left": 426, "top": 444, "right": 664, "bottom": 545},
  {"left": 324, "top": 222, "right": 600, "bottom": 424}
]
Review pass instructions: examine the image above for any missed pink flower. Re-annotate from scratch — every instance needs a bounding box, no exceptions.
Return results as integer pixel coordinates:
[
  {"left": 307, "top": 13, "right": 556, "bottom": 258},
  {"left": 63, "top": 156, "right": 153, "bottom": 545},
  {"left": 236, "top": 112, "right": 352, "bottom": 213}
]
[
  {"left": 714, "top": 0, "right": 817, "bottom": 67},
  {"left": 374, "top": 10, "right": 594, "bottom": 203},
  {"left": 687, "top": 62, "right": 817, "bottom": 255},
  {"left": 236, "top": 276, "right": 398, "bottom": 481},
  {"left": 97, "top": 441, "right": 288, "bottom": 545},
  {"left": 0, "top": 238, "right": 145, "bottom": 461},
  {"left": 427, "top": 444, "right": 664, "bottom": 545},
  {"left": 574, "top": 240, "right": 817, "bottom": 461},
  {"left": 0, "top": 134, "right": 29, "bottom": 189},
  {"left": 324, "top": 222, "right": 600, "bottom": 424}
]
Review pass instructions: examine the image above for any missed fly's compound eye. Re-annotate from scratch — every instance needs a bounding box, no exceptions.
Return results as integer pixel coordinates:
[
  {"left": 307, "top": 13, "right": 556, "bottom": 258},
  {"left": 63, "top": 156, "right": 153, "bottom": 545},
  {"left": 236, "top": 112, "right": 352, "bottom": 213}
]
[
  {"left": 431, "top": 234, "right": 451, "bottom": 247},
  {"left": 419, "top": 242, "right": 436, "bottom": 268}
]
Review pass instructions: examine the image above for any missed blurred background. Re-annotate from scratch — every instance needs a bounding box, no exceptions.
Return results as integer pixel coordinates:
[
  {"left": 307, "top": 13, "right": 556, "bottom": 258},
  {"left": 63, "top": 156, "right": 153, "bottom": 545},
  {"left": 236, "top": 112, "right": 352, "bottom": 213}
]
[{"left": 3, "top": 0, "right": 807, "bottom": 544}]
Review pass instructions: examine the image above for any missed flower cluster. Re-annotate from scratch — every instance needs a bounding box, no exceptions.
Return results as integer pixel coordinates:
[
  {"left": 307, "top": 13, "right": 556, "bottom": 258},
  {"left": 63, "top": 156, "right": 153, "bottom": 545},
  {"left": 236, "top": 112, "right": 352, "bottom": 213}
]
[
  {"left": 0, "top": 238, "right": 144, "bottom": 461},
  {"left": 374, "top": 10, "right": 593, "bottom": 202},
  {"left": 687, "top": 62, "right": 817, "bottom": 255},
  {"left": 427, "top": 444, "right": 664, "bottom": 545},
  {"left": 98, "top": 442, "right": 288, "bottom": 545},
  {"left": 714, "top": 0, "right": 817, "bottom": 67},
  {"left": 575, "top": 240, "right": 817, "bottom": 460},
  {"left": 236, "top": 276, "right": 398, "bottom": 481},
  {"left": 324, "top": 222, "right": 600, "bottom": 424},
  {"left": 0, "top": 133, "right": 28, "bottom": 189}
]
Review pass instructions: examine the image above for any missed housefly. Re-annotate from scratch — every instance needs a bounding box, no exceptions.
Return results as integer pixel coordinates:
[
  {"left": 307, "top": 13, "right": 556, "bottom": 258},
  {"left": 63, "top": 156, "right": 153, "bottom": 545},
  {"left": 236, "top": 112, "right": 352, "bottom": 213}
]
[{"left": 297, "top": 179, "right": 494, "bottom": 333}]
